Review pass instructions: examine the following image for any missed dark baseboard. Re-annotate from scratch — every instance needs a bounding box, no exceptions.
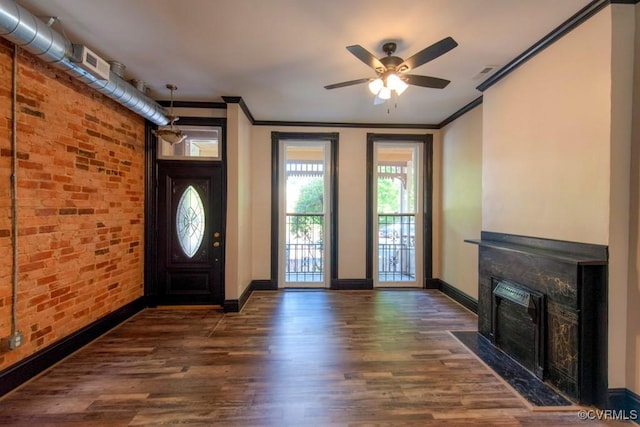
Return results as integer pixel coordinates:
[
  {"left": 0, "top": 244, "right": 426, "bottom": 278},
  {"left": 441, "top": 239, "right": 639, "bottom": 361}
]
[
  {"left": 223, "top": 282, "right": 253, "bottom": 313},
  {"left": 224, "top": 279, "right": 278, "bottom": 313},
  {"left": 0, "top": 297, "right": 145, "bottom": 398},
  {"left": 425, "top": 278, "right": 440, "bottom": 289},
  {"left": 608, "top": 388, "right": 640, "bottom": 424},
  {"left": 223, "top": 299, "right": 240, "bottom": 312},
  {"left": 331, "top": 278, "right": 373, "bottom": 290},
  {"left": 251, "top": 279, "right": 277, "bottom": 291},
  {"left": 428, "top": 278, "right": 478, "bottom": 314}
]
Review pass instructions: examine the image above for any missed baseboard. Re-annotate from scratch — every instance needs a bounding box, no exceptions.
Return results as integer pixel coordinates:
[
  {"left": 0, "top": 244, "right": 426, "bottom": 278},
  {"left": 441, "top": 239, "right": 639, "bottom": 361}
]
[
  {"left": 223, "top": 282, "right": 254, "bottom": 313},
  {"left": 223, "top": 299, "right": 240, "bottom": 312},
  {"left": 425, "top": 278, "right": 440, "bottom": 289},
  {"left": 251, "top": 279, "right": 277, "bottom": 291},
  {"left": 224, "top": 280, "right": 278, "bottom": 313},
  {"left": 431, "top": 278, "right": 478, "bottom": 314},
  {"left": 331, "top": 278, "right": 373, "bottom": 290},
  {"left": 608, "top": 388, "right": 640, "bottom": 424},
  {"left": 0, "top": 297, "right": 145, "bottom": 398}
]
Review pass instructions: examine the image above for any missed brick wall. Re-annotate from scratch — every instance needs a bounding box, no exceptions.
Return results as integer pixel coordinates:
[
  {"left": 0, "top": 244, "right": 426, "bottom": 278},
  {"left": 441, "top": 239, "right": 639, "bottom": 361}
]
[{"left": 0, "top": 39, "right": 145, "bottom": 371}]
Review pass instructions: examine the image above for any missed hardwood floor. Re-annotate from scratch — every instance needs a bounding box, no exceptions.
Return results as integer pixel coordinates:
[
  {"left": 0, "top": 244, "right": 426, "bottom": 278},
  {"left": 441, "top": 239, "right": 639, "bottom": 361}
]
[{"left": 0, "top": 290, "right": 630, "bottom": 426}]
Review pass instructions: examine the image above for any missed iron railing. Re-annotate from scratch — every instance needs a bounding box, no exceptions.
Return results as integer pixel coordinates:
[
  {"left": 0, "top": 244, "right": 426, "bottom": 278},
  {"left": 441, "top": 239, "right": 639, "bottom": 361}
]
[
  {"left": 285, "top": 213, "right": 324, "bottom": 282},
  {"left": 378, "top": 214, "right": 415, "bottom": 281}
]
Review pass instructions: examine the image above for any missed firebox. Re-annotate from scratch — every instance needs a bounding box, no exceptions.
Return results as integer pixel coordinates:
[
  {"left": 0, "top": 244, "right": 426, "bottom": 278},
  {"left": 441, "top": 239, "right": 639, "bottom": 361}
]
[{"left": 492, "top": 279, "right": 545, "bottom": 379}]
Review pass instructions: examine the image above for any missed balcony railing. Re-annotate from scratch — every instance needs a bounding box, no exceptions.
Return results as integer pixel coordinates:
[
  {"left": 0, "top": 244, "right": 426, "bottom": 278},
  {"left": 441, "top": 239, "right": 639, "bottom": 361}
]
[
  {"left": 283, "top": 213, "right": 417, "bottom": 283},
  {"left": 378, "top": 214, "right": 416, "bottom": 281},
  {"left": 285, "top": 213, "right": 324, "bottom": 282}
]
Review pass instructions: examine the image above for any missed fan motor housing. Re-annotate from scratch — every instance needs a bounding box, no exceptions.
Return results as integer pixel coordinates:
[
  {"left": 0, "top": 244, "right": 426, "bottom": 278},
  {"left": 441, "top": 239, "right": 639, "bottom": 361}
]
[{"left": 380, "top": 55, "right": 404, "bottom": 71}]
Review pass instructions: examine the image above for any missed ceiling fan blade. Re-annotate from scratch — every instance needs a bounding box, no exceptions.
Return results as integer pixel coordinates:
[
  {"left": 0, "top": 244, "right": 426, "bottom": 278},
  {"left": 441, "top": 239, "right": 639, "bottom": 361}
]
[
  {"left": 324, "top": 77, "right": 372, "bottom": 90},
  {"left": 346, "top": 45, "right": 385, "bottom": 71},
  {"left": 397, "top": 37, "right": 458, "bottom": 71},
  {"left": 403, "top": 74, "right": 451, "bottom": 89}
]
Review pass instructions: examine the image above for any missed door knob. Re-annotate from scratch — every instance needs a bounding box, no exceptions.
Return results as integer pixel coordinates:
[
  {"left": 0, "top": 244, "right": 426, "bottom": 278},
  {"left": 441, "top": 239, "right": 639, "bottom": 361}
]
[
  {"left": 213, "top": 241, "right": 220, "bottom": 247},
  {"left": 214, "top": 232, "right": 220, "bottom": 238}
]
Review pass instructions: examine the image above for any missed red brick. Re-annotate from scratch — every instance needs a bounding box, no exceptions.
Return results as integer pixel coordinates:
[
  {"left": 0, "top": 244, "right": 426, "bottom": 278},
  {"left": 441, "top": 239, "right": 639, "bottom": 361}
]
[
  {"left": 29, "top": 250, "right": 53, "bottom": 262},
  {"left": 0, "top": 40, "right": 144, "bottom": 373},
  {"left": 37, "top": 274, "right": 57, "bottom": 286},
  {"left": 29, "top": 294, "right": 48, "bottom": 306},
  {"left": 35, "top": 208, "right": 57, "bottom": 216}
]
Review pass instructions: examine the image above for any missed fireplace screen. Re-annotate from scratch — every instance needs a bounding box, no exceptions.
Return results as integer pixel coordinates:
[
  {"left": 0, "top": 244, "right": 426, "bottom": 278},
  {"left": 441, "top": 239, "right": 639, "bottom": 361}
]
[{"left": 492, "top": 279, "right": 545, "bottom": 379}]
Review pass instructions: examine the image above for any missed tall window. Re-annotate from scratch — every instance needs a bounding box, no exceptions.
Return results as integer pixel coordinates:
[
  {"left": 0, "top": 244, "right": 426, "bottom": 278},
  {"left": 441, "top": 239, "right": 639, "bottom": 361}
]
[
  {"left": 375, "top": 144, "right": 421, "bottom": 284},
  {"left": 282, "top": 144, "right": 328, "bottom": 285},
  {"left": 272, "top": 132, "right": 338, "bottom": 289},
  {"left": 367, "top": 134, "right": 432, "bottom": 288}
]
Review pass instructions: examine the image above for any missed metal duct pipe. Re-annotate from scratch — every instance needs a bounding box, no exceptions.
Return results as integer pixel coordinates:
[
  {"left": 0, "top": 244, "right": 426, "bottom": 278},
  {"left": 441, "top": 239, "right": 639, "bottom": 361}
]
[{"left": 0, "top": 0, "right": 168, "bottom": 125}]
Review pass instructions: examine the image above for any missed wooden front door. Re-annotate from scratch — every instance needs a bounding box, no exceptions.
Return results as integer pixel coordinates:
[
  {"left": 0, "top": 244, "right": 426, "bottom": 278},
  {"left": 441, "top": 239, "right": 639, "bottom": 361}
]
[{"left": 156, "top": 161, "right": 224, "bottom": 305}]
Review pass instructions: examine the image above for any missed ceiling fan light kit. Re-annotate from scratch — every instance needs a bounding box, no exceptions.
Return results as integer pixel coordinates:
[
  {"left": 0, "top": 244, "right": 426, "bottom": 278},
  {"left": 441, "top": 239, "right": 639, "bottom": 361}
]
[
  {"left": 153, "top": 84, "right": 187, "bottom": 145},
  {"left": 378, "top": 86, "right": 391, "bottom": 100},
  {"left": 325, "top": 37, "right": 458, "bottom": 104},
  {"left": 368, "top": 78, "right": 384, "bottom": 94}
]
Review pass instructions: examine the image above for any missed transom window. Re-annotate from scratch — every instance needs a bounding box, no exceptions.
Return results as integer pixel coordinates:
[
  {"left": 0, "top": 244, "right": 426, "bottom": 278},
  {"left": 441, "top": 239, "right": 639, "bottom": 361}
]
[{"left": 158, "top": 126, "right": 222, "bottom": 160}]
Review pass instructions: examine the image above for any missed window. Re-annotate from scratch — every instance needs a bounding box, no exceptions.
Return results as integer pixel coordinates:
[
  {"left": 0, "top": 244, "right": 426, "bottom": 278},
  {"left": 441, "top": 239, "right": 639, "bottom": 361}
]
[
  {"left": 158, "top": 126, "right": 222, "bottom": 160},
  {"left": 176, "top": 185, "right": 205, "bottom": 258},
  {"left": 375, "top": 144, "right": 421, "bottom": 285},
  {"left": 280, "top": 142, "right": 329, "bottom": 287},
  {"left": 367, "top": 134, "right": 433, "bottom": 287},
  {"left": 271, "top": 132, "right": 338, "bottom": 289}
]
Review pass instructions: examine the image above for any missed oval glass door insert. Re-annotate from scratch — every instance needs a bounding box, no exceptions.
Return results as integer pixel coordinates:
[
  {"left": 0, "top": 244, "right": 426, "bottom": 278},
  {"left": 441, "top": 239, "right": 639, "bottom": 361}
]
[{"left": 176, "top": 185, "right": 205, "bottom": 258}]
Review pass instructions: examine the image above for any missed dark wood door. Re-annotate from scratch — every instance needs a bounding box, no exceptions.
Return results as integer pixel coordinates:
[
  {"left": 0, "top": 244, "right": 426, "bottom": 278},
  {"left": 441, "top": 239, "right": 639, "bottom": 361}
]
[{"left": 156, "top": 162, "right": 224, "bottom": 305}]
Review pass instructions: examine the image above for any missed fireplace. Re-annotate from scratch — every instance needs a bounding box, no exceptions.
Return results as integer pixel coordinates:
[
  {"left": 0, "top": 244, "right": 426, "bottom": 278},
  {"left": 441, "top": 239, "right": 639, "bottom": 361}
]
[
  {"left": 492, "top": 279, "right": 545, "bottom": 379},
  {"left": 467, "top": 232, "right": 608, "bottom": 406}
]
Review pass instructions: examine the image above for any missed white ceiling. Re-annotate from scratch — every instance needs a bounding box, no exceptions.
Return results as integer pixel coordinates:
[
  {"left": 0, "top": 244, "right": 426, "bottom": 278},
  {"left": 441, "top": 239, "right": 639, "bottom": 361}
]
[{"left": 18, "top": 0, "right": 592, "bottom": 125}]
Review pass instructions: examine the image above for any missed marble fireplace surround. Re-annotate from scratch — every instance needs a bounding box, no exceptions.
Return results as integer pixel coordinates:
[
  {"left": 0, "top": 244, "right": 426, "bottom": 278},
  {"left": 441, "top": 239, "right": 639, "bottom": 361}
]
[{"left": 466, "top": 231, "right": 608, "bottom": 406}]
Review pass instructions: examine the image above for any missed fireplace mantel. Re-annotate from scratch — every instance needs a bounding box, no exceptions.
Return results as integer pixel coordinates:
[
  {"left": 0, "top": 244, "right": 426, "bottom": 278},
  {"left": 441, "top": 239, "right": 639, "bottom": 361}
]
[
  {"left": 466, "top": 231, "right": 608, "bottom": 406},
  {"left": 465, "top": 231, "right": 608, "bottom": 265}
]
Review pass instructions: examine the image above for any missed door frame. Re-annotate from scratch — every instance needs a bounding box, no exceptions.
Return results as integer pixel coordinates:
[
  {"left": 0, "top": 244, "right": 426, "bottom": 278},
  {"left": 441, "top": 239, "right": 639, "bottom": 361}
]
[
  {"left": 270, "top": 132, "right": 339, "bottom": 289},
  {"left": 145, "top": 117, "right": 227, "bottom": 306},
  {"left": 366, "top": 133, "right": 433, "bottom": 286}
]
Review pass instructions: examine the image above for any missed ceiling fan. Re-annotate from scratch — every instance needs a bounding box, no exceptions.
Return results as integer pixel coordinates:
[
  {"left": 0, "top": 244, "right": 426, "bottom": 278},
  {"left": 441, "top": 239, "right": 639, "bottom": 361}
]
[{"left": 325, "top": 37, "right": 458, "bottom": 104}]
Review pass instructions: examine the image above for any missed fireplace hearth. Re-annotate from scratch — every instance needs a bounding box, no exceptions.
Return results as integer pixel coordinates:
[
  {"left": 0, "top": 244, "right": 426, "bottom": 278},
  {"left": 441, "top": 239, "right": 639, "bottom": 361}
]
[{"left": 466, "top": 232, "right": 608, "bottom": 406}]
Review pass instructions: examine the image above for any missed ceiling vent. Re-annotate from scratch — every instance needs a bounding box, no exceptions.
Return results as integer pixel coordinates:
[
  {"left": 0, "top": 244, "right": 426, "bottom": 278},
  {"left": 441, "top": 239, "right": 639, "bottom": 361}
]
[
  {"left": 72, "top": 45, "right": 111, "bottom": 81},
  {"left": 472, "top": 65, "right": 498, "bottom": 80}
]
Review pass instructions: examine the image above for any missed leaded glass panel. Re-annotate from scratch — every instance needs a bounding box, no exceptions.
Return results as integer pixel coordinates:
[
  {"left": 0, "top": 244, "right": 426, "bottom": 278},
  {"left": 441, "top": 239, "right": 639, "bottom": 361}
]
[{"left": 176, "top": 185, "right": 205, "bottom": 258}]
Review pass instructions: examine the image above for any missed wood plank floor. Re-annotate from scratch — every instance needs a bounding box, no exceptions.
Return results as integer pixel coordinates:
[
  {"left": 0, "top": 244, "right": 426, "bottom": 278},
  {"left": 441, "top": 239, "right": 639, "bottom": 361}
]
[{"left": 0, "top": 290, "right": 631, "bottom": 426}]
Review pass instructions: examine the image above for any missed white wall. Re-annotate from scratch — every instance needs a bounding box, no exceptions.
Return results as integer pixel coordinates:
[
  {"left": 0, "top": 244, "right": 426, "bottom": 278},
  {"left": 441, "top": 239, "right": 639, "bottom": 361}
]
[
  {"left": 225, "top": 104, "right": 253, "bottom": 300},
  {"left": 440, "top": 105, "right": 482, "bottom": 299},
  {"left": 250, "top": 126, "right": 441, "bottom": 281},
  {"left": 609, "top": 3, "right": 636, "bottom": 394},
  {"left": 482, "top": 9, "right": 612, "bottom": 244}
]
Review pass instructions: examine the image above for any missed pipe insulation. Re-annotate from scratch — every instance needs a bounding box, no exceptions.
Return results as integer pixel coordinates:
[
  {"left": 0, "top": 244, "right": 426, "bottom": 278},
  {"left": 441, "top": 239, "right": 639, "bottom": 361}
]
[{"left": 0, "top": 0, "right": 169, "bottom": 125}]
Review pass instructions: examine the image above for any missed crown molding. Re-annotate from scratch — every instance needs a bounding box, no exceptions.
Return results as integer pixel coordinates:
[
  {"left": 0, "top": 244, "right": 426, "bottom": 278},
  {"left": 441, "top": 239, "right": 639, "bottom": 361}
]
[
  {"left": 157, "top": 100, "right": 227, "bottom": 109},
  {"left": 222, "top": 96, "right": 256, "bottom": 124},
  {"left": 438, "top": 96, "right": 483, "bottom": 128},
  {"left": 254, "top": 120, "right": 439, "bottom": 129}
]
